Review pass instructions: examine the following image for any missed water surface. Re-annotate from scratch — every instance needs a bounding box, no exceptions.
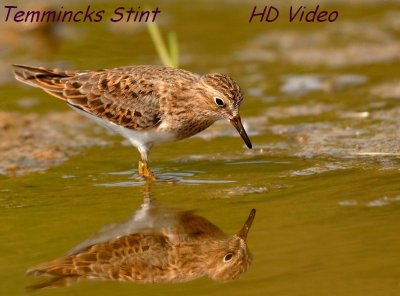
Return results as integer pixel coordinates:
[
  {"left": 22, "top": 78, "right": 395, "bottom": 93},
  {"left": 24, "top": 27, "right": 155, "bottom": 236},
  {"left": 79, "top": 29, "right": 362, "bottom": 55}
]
[{"left": 1, "top": 1, "right": 400, "bottom": 295}]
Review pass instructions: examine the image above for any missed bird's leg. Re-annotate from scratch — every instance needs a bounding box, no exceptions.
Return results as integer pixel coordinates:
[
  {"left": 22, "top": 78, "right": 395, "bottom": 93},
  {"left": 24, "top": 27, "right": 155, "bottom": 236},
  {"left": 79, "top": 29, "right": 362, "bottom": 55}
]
[
  {"left": 138, "top": 147, "right": 156, "bottom": 180},
  {"left": 138, "top": 160, "right": 156, "bottom": 180},
  {"left": 140, "top": 180, "right": 154, "bottom": 206},
  {"left": 138, "top": 160, "right": 145, "bottom": 176}
]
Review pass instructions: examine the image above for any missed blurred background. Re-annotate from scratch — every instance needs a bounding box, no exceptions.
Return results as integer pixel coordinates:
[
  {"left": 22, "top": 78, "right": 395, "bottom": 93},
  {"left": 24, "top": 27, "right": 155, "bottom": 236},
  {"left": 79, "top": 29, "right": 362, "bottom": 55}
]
[{"left": 0, "top": 0, "right": 399, "bottom": 295}]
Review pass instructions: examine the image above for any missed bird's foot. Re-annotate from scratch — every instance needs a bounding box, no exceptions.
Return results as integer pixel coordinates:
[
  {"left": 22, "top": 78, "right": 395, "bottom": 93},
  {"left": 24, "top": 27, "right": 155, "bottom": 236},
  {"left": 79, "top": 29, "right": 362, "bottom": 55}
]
[{"left": 138, "top": 160, "right": 156, "bottom": 181}]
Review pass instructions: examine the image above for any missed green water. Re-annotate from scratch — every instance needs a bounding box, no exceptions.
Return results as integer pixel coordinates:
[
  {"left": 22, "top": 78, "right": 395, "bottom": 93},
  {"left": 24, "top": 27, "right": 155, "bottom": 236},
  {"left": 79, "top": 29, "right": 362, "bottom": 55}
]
[{"left": 1, "top": 0, "right": 400, "bottom": 295}]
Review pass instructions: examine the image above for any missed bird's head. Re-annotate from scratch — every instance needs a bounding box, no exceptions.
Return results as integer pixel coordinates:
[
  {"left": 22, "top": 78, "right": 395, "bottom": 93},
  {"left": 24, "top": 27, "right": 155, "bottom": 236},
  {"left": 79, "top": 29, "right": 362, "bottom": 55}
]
[
  {"left": 206, "top": 209, "right": 256, "bottom": 281},
  {"left": 199, "top": 73, "right": 252, "bottom": 149}
]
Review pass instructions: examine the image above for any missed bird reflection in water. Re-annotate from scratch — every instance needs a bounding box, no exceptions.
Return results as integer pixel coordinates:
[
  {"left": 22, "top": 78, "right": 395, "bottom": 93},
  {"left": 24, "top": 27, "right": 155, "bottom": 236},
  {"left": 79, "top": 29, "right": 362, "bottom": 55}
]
[{"left": 27, "top": 186, "right": 256, "bottom": 289}]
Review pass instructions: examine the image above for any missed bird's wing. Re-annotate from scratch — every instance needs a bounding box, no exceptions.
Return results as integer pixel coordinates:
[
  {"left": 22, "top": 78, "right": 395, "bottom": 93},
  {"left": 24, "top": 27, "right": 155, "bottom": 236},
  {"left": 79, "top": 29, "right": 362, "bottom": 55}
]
[
  {"left": 26, "top": 233, "right": 170, "bottom": 282},
  {"left": 13, "top": 65, "right": 162, "bottom": 130}
]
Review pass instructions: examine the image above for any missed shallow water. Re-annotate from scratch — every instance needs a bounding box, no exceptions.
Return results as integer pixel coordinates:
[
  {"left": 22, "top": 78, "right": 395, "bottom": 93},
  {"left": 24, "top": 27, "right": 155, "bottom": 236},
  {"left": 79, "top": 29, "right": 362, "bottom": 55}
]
[{"left": 1, "top": 0, "right": 400, "bottom": 295}]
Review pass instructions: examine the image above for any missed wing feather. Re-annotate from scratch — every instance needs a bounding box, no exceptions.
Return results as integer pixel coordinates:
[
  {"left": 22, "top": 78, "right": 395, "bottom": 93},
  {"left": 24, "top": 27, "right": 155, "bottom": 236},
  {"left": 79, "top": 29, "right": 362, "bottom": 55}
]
[{"left": 13, "top": 65, "right": 162, "bottom": 130}]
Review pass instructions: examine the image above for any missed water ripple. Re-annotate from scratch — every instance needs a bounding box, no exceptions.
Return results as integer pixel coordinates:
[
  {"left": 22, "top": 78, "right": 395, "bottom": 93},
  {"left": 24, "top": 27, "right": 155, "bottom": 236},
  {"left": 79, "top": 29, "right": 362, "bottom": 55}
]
[{"left": 96, "top": 169, "right": 234, "bottom": 186}]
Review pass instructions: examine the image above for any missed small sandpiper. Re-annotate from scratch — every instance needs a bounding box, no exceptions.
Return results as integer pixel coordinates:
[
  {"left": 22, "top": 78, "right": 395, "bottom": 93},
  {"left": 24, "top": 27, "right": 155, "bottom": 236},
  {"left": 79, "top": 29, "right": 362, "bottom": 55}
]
[
  {"left": 13, "top": 64, "right": 252, "bottom": 179},
  {"left": 26, "top": 201, "right": 256, "bottom": 288}
]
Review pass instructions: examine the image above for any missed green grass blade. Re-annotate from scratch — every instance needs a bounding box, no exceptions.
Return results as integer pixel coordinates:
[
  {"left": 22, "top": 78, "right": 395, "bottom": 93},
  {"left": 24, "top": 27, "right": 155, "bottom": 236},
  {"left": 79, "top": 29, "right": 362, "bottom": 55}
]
[
  {"left": 146, "top": 22, "right": 174, "bottom": 68},
  {"left": 167, "top": 31, "right": 179, "bottom": 68}
]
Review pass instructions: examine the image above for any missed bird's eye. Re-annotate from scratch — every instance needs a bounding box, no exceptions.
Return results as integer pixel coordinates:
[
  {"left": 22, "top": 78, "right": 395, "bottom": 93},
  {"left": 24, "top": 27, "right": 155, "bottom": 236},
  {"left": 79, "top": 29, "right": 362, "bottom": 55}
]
[
  {"left": 214, "top": 97, "right": 225, "bottom": 107},
  {"left": 224, "top": 253, "right": 233, "bottom": 262}
]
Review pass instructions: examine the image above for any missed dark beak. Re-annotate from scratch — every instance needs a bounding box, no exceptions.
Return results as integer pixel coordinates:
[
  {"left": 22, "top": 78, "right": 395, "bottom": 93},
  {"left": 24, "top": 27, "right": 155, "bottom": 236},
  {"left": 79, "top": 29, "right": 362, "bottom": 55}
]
[
  {"left": 237, "top": 209, "right": 256, "bottom": 240},
  {"left": 229, "top": 116, "right": 252, "bottom": 149}
]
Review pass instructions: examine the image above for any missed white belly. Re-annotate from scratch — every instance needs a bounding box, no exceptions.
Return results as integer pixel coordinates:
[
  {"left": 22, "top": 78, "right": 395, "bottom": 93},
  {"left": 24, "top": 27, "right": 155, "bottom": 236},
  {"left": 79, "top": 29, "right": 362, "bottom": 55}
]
[{"left": 71, "top": 106, "right": 175, "bottom": 151}]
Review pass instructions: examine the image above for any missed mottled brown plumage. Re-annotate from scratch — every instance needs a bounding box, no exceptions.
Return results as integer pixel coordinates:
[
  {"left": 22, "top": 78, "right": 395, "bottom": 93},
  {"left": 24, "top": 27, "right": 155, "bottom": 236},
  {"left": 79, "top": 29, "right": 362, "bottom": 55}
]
[
  {"left": 26, "top": 200, "right": 256, "bottom": 289},
  {"left": 13, "top": 64, "right": 252, "bottom": 179}
]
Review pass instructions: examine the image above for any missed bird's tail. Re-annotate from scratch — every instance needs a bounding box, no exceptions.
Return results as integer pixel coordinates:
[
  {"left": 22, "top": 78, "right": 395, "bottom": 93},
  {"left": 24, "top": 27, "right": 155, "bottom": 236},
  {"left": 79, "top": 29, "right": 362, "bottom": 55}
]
[
  {"left": 25, "top": 255, "right": 99, "bottom": 289},
  {"left": 26, "top": 276, "right": 78, "bottom": 291},
  {"left": 12, "top": 64, "right": 76, "bottom": 101},
  {"left": 26, "top": 258, "right": 74, "bottom": 278}
]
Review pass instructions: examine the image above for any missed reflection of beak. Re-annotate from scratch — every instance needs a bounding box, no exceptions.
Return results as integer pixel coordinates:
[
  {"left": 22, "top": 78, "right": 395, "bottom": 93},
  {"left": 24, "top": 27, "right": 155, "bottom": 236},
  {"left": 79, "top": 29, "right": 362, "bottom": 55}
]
[
  {"left": 229, "top": 116, "right": 252, "bottom": 149},
  {"left": 237, "top": 209, "right": 256, "bottom": 240}
]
